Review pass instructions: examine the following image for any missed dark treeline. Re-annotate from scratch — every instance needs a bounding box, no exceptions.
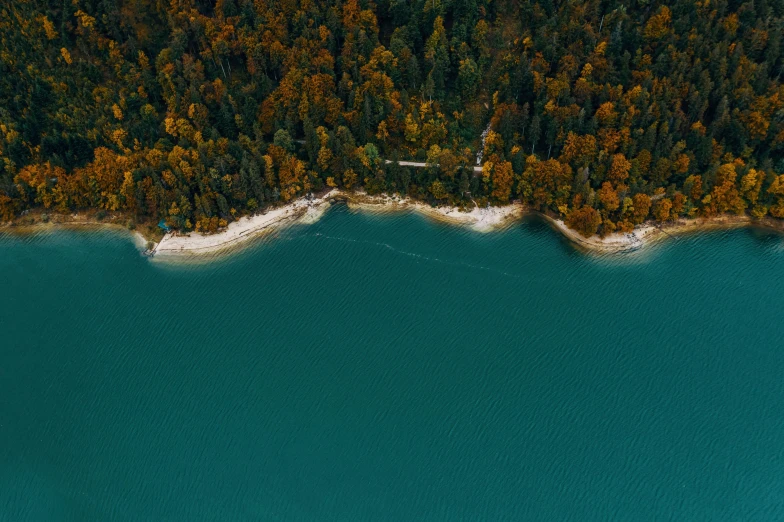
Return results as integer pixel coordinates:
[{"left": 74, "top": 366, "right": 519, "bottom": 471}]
[{"left": 1, "top": 0, "right": 783, "bottom": 236}]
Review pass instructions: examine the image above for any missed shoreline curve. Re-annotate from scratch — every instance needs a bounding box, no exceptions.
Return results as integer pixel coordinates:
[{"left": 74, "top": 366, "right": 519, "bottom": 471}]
[{"left": 3, "top": 191, "right": 783, "bottom": 260}]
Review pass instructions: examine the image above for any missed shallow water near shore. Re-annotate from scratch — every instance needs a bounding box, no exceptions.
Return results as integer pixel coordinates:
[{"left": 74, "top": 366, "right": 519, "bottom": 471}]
[{"left": 2, "top": 205, "right": 784, "bottom": 521}]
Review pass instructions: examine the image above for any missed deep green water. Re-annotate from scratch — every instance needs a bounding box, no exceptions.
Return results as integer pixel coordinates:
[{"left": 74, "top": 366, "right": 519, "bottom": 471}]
[{"left": 1, "top": 206, "right": 784, "bottom": 521}]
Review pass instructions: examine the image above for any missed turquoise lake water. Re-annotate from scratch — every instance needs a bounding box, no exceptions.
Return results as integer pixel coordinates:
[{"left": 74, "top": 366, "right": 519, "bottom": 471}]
[{"left": 1, "top": 205, "right": 784, "bottom": 521}]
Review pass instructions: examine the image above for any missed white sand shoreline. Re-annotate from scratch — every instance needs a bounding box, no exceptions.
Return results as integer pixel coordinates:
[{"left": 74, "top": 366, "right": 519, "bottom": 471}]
[
  {"left": 542, "top": 216, "right": 658, "bottom": 253},
  {"left": 342, "top": 192, "right": 525, "bottom": 232},
  {"left": 152, "top": 190, "right": 338, "bottom": 259},
  {"left": 7, "top": 192, "right": 778, "bottom": 259},
  {"left": 151, "top": 190, "right": 530, "bottom": 259},
  {"left": 149, "top": 191, "right": 783, "bottom": 260}
]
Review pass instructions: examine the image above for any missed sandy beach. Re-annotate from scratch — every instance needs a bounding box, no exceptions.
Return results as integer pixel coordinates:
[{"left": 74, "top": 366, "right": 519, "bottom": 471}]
[
  {"left": 123, "top": 196, "right": 784, "bottom": 258},
  {"left": 4, "top": 192, "right": 782, "bottom": 259},
  {"left": 152, "top": 190, "right": 338, "bottom": 258},
  {"left": 150, "top": 190, "right": 528, "bottom": 258},
  {"left": 542, "top": 216, "right": 657, "bottom": 253},
  {"left": 541, "top": 213, "right": 784, "bottom": 253},
  {"left": 340, "top": 192, "right": 525, "bottom": 232},
  {"left": 0, "top": 214, "right": 149, "bottom": 251}
]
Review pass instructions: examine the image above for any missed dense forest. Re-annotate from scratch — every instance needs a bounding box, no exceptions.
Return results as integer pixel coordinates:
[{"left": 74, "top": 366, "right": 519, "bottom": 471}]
[{"left": 2, "top": 0, "right": 784, "bottom": 237}]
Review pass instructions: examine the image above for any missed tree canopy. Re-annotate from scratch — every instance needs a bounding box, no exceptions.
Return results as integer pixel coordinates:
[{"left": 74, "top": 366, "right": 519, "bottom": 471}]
[{"left": 1, "top": 0, "right": 783, "bottom": 235}]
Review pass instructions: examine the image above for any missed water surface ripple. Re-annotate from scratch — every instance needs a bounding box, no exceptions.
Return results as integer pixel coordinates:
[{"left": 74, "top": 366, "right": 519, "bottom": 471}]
[{"left": 1, "top": 206, "right": 784, "bottom": 521}]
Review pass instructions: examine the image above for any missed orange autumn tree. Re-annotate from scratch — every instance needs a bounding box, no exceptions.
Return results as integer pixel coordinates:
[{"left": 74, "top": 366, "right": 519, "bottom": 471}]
[
  {"left": 519, "top": 157, "right": 572, "bottom": 211},
  {"left": 0, "top": 0, "right": 782, "bottom": 235},
  {"left": 703, "top": 163, "right": 745, "bottom": 216},
  {"left": 566, "top": 206, "right": 602, "bottom": 238},
  {"left": 768, "top": 176, "right": 784, "bottom": 218},
  {"left": 491, "top": 161, "right": 514, "bottom": 203},
  {"left": 631, "top": 194, "right": 652, "bottom": 224}
]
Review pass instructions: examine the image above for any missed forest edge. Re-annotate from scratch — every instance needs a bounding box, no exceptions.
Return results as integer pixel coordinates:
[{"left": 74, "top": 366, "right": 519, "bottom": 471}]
[{"left": 3, "top": 190, "right": 782, "bottom": 260}]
